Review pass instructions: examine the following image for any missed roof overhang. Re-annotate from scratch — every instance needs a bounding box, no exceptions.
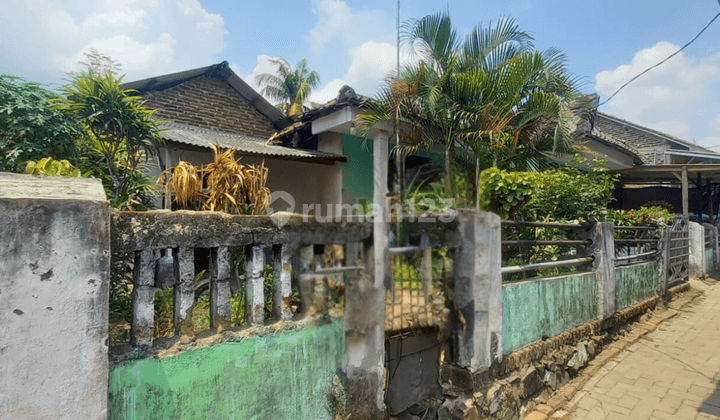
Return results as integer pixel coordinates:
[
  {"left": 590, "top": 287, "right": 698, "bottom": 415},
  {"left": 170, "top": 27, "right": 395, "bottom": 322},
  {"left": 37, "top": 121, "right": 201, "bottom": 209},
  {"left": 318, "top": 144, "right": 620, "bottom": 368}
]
[
  {"left": 161, "top": 123, "right": 346, "bottom": 165},
  {"left": 610, "top": 164, "right": 720, "bottom": 185},
  {"left": 664, "top": 150, "right": 720, "bottom": 162}
]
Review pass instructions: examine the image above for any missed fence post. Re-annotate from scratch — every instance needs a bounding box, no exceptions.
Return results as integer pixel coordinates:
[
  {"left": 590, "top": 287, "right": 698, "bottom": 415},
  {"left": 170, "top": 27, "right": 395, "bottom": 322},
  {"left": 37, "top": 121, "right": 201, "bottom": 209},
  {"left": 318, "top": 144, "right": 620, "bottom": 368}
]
[
  {"left": 173, "top": 246, "right": 195, "bottom": 339},
  {"left": 272, "top": 243, "right": 293, "bottom": 320},
  {"left": 344, "top": 238, "right": 386, "bottom": 418},
  {"left": 0, "top": 174, "right": 110, "bottom": 419},
  {"left": 245, "top": 244, "right": 265, "bottom": 326},
  {"left": 453, "top": 209, "right": 502, "bottom": 371},
  {"left": 131, "top": 248, "right": 155, "bottom": 347},
  {"left": 210, "top": 246, "right": 232, "bottom": 332},
  {"left": 689, "top": 222, "right": 706, "bottom": 278},
  {"left": 592, "top": 222, "right": 616, "bottom": 319},
  {"left": 657, "top": 227, "right": 671, "bottom": 297},
  {"left": 710, "top": 225, "right": 720, "bottom": 271},
  {"left": 703, "top": 223, "right": 719, "bottom": 273}
]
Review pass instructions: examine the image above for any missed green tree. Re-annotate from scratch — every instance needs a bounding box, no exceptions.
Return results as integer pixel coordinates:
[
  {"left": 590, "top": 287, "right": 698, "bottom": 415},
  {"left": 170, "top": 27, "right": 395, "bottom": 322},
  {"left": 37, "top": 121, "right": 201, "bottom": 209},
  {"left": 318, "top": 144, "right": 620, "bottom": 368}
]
[
  {"left": 68, "top": 47, "right": 123, "bottom": 78},
  {"left": 255, "top": 58, "right": 320, "bottom": 116},
  {"left": 54, "top": 72, "right": 163, "bottom": 209},
  {"left": 0, "top": 75, "right": 84, "bottom": 172},
  {"left": 357, "top": 11, "right": 585, "bottom": 204}
]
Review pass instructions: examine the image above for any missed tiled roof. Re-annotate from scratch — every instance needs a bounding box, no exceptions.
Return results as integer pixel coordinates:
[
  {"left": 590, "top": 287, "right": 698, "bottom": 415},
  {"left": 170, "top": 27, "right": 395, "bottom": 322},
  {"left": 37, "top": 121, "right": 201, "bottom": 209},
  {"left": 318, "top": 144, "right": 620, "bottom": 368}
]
[
  {"left": 593, "top": 112, "right": 718, "bottom": 164},
  {"left": 160, "top": 123, "right": 346, "bottom": 163},
  {"left": 123, "top": 61, "right": 289, "bottom": 130}
]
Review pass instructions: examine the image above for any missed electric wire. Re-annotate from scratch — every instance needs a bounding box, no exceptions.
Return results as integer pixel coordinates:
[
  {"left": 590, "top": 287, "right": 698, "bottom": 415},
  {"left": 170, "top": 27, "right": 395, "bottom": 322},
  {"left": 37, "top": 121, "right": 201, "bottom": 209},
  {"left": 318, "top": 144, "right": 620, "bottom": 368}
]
[{"left": 599, "top": 11, "right": 720, "bottom": 107}]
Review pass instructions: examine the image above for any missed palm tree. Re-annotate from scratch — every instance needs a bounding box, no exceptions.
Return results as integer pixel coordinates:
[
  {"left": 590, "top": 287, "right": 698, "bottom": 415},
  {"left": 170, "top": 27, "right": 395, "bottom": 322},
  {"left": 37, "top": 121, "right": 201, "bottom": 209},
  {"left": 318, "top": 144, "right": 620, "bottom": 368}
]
[
  {"left": 255, "top": 58, "right": 320, "bottom": 116},
  {"left": 357, "top": 11, "right": 585, "bottom": 204}
]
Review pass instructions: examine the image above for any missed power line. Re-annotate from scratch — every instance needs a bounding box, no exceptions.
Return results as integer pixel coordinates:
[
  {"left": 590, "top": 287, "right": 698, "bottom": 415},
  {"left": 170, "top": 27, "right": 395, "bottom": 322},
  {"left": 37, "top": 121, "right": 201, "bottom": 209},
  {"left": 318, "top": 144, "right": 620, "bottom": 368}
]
[{"left": 599, "top": 10, "right": 720, "bottom": 107}]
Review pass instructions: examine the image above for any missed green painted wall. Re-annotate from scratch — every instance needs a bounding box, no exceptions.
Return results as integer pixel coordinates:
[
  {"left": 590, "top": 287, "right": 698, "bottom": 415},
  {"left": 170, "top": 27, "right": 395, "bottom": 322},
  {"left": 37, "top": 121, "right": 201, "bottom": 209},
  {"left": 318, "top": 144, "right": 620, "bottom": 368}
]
[
  {"left": 616, "top": 262, "right": 659, "bottom": 310},
  {"left": 707, "top": 249, "right": 713, "bottom": 270},
  {"left": 502, "top": 273, "right": 598, "bottom": 354},
  {"left": 342, "top": 134, "right": 374, "bottom": 204},
  {"left": 340, "top": 134, "right": 445, "bottom": 204},
  {"left": 108, "top": 318, "right": 345, "bottom": 420}
]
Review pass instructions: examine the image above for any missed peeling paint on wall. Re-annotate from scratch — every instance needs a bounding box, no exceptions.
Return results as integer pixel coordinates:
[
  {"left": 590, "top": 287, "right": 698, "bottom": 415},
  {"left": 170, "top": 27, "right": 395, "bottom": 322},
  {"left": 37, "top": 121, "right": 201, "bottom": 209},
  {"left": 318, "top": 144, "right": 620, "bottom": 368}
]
[
  {"left": 108, "top": 317, "right": 345, "bottom": 420},
  {"left": 502, "top": 273, "right": 599, "bottom": 354},
  {"left": 616, "top": 262, "right": 659, "bottom": 310}
]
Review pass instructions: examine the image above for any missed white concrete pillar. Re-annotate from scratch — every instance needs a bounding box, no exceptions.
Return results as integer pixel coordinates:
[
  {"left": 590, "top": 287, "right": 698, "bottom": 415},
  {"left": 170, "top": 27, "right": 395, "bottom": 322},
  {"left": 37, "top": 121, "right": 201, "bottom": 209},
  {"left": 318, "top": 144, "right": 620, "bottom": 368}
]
[
  {"left": 689, "top": 221, "right": 706, "bottom": 278},
  {"left": 592, "top": 222, "right": 617, "bottom": 319},
  {"left": 0, "top": 174, "right": 110, "bottom": 419},
  {"left": 453, "top": 210, "right": 503, "bottom": 371}
]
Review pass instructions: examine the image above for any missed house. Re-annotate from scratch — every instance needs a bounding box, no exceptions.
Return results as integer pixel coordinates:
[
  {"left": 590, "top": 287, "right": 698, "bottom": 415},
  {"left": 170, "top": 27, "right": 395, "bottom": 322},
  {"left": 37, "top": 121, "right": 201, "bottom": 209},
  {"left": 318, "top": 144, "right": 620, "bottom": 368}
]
[
  {"left": 583, "top": 111, "right": 720, "bottom": 219},
  {"left": 122, "top": 62, "right": 347, "bottom": 214}
]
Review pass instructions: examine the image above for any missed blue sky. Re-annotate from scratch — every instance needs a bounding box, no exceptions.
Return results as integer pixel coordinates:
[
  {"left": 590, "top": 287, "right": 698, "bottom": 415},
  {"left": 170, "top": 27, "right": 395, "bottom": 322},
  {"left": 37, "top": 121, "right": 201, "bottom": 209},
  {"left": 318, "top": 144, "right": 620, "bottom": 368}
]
[{"left": 2, "top": 0, "right": 720, "bottom": 147}]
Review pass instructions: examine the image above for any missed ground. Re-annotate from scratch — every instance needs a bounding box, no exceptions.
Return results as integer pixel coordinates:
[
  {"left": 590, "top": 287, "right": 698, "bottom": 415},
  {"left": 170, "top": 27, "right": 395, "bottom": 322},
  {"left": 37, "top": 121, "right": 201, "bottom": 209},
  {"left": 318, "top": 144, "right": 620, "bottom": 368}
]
[{"left": 554, "top": 276, "right": 720, "bottom": 420}]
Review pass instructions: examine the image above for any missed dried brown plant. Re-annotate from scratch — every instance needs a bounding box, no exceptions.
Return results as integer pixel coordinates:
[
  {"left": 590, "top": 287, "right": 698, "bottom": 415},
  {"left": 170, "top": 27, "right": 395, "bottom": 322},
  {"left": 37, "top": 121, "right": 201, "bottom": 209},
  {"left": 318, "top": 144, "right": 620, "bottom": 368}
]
[{"left": 160, "top": 144, "right": 271, "bottom": 215}]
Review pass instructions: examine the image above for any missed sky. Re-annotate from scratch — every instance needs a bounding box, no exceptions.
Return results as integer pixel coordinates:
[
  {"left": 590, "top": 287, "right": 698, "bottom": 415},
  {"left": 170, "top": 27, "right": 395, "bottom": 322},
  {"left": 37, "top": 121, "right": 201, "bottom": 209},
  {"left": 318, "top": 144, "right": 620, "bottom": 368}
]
[{"left": 2, "top": 0, "right": 720, "bottom": 148}]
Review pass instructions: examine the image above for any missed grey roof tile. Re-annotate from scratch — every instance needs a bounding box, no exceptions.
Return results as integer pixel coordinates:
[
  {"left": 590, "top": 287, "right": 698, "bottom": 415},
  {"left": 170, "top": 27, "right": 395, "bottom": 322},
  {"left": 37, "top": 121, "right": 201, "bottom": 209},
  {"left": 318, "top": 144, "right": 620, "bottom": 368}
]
[{"left": 160, "top": 123, "right": 346, "bottom": 162}]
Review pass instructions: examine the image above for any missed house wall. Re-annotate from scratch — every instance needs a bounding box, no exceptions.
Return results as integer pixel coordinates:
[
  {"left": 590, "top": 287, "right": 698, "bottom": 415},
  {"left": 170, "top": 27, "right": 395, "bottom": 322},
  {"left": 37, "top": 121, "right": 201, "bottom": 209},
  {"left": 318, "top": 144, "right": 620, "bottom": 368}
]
[
  {"left": 107, "top": 318, "right": 345, "bottom": 420},
  {"left": 141, "top": 76, "right": 276, "bottom": 139},
  {"left": 154, "top": 146, "right": 343, "bottom": 216},
  {"left": 342, "top": 134, "right": 374, "bottom": 204}
]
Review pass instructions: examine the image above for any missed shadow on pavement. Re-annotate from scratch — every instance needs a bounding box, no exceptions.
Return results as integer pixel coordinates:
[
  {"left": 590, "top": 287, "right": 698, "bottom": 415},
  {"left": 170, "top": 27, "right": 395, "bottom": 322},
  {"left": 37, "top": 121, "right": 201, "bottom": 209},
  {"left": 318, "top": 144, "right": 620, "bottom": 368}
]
[{"left": 701, "top": 372, "right": 720, "bottom": 416}]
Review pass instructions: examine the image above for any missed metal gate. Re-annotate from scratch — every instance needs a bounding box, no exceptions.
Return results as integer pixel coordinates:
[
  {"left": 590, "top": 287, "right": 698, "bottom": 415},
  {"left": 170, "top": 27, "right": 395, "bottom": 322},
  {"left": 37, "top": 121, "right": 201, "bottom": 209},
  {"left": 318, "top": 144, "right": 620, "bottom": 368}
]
[{"left": 667, "top": 216, "right": 690, "bottom": 285}]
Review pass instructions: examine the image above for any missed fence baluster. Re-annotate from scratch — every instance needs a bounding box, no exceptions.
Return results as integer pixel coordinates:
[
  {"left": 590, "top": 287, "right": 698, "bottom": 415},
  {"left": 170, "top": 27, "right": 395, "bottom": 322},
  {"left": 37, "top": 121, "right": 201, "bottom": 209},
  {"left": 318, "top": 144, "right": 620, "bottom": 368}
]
[
  {"left": 245, "top": 245, "right": 265, "bottom": 326},
  {"left": 298, "top": 245, "right": 315, "bottom": 316},
  {"left": 131, "top": 248, "right": 155, "bottom": 348},
  {"left": 210, "top": 246, "right": 232, "bottom": 332},
  {"left": 272, "top": 243, "right": 293, "bottom": 320},
  {"left": 173, "top": 246, "right": 195, "bottom": 339}
]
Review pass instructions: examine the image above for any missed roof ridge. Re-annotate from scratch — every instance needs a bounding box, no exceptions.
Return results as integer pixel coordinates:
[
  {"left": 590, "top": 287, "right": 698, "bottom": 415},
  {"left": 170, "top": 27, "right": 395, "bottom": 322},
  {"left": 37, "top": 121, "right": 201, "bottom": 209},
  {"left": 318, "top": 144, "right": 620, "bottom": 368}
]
[{"left": 596, "top": 112, "right": 716, "bottom": 154}]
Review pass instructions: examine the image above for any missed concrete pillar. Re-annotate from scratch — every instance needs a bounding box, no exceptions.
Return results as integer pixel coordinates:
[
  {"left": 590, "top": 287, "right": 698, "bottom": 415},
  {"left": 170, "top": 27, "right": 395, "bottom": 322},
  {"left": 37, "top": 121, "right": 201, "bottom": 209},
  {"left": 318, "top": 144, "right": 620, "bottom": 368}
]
[
  {"left": 714, "top": 226, "right": 719, "bottom": 272},
  {"left": 0, "top": 174, "right": 110, "bottom": 419},
  {"left": 689, "top": 221, "right": 706, "bottom": 278},
  {"left": 452, "top": 210, "right": 502, "bottom": 371},
  {"left": 592, "top": 222, "right": 616, "bottom": 319},
  {"left": 245, "top": 244, "right": 265, "bottom": 325},
  {"left": 272, "top": 243, "right": 293, "bottom": 320},
  {"left": 344, "top": 238, "right": 386, "bottom": 418},
  {"left": 173, "top": 246, "right": 195, "bottom": 339},
  {"left": 131, "top": 248, "right": 155, "bottom": 348},
  {"left": 703, "top": 223, "right": 718, "bottom": 272},
  {"left": 297, "top": 245, "right": 315, "bottom": 316},
  {"left": 657, "top": 227, "right": 671, "bottom": 297},
  {"left": 210, "top": 246, "right": 232, "bottom": 332},
  {"left": 372, "top": 129, "right": 390, "bottom": 291}
]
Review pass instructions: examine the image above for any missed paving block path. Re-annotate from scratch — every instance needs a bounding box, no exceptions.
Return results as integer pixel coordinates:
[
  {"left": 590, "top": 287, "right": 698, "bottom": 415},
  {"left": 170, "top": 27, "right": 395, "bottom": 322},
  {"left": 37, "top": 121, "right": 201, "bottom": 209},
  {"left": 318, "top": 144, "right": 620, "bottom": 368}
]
[{"left": 568, "top": 280, "right": 720, "bottom": 420}]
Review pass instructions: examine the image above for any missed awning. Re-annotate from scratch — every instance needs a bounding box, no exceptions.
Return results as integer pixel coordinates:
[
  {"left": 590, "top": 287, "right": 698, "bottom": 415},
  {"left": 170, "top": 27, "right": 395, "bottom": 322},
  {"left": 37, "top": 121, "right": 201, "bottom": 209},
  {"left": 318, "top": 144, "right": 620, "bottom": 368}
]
[
  {"left": 160, "top": 123, "right": 347, "bottom": 164},
  {"left": 610, "top": 164, "right": 720, "bottom": 216}
]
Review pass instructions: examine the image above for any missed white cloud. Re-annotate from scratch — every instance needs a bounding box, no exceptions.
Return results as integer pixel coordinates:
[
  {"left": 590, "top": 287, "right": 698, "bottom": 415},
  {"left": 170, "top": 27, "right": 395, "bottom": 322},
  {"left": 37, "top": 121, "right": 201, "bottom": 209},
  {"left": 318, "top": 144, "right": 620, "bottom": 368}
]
[
  {"left": 306, "top": 0, "right": 394, "bottom": 52},
  {"left": 710, "top": 113, "right": 720, "bottom": 132},
  {"left": 595, "top": 41, "right": 720, "bottom": 145},
  {"left": 0, "top": 0, "right": 227, "bottom": 83},
  {"left": 310, "top": 41, "right": 414, "bottom": 104}
]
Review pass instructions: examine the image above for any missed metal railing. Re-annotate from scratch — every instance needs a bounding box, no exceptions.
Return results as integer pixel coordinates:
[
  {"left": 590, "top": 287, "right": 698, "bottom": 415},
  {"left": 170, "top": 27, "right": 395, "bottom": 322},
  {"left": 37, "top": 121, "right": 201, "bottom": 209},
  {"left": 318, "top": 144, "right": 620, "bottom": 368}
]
[
  {"left": 613, "top": 225, "right": 660, "bottom": 266},
  {"left": 500, "top": 220, "right": 594, "bottom": 280}
]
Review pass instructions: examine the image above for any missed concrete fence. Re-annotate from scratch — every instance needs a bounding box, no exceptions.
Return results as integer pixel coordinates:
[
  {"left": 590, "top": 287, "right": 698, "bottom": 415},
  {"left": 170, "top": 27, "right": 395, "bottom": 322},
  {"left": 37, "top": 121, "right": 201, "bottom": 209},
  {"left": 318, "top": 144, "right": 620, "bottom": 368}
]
[{"left": 0, "top": 174, "right": 711, "bottom": 420}]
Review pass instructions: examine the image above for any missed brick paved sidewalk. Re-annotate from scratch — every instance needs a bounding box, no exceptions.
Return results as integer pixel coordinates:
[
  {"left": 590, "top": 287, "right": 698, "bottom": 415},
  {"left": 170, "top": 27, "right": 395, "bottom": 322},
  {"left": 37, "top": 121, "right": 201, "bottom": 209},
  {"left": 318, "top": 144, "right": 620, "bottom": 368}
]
[{"left": 568, "top": 279, "right": 720, "bottom": 420}]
